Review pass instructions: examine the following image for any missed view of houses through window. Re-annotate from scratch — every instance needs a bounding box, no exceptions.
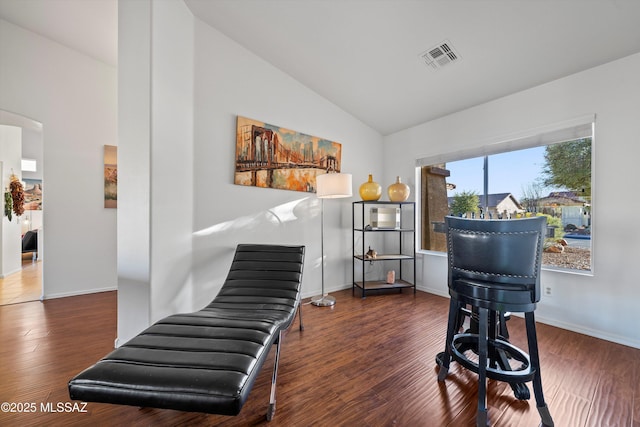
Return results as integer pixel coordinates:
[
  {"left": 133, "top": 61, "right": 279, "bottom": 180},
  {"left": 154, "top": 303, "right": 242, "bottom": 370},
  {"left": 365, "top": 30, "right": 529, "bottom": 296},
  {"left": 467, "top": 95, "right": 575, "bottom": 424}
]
[{"left": 420, "top": 137, "right": 592, "bottom": 272}]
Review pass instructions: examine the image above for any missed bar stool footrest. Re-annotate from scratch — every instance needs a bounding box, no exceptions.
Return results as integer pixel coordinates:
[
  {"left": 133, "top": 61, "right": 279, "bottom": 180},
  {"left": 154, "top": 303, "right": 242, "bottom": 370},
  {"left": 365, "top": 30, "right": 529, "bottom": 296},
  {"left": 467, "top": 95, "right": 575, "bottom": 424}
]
[{"left": 451, "top": 333, "right": 536, "bottom": 384}]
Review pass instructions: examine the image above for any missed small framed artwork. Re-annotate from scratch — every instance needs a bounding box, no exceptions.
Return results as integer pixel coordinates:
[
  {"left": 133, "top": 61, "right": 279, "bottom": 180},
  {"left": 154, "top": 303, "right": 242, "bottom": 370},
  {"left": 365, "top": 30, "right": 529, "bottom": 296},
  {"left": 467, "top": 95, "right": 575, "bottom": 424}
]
[
  {"left": 23, "top": 179, "right": 43, "bottom": 211},
  {"left": 104, "top": 145, "right": 117, "bottom": 208}
]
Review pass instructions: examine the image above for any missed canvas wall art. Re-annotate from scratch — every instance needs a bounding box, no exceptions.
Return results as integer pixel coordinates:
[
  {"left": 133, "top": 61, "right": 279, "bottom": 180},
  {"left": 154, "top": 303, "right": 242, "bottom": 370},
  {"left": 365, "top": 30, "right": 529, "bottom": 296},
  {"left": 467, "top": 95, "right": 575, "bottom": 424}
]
[
  {"left": 104, "top": 145, "right": 117, "bottom": 208},
  {"left": 235, "top": 116, "right": 342, "bottom": 193},
  {"left": 23, "top": 179, "right": 43, "bottom": 211}
]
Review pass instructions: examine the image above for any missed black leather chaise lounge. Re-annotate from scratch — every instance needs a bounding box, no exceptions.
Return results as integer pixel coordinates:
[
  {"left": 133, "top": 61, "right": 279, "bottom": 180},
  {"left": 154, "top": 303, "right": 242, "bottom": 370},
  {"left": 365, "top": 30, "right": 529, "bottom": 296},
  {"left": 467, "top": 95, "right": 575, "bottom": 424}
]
[
  {"left": 22, "top": 229, "right": 38, "bottom": 259},
  {"left": 68, "top": 244, "right": 305, "bottom": 421}
]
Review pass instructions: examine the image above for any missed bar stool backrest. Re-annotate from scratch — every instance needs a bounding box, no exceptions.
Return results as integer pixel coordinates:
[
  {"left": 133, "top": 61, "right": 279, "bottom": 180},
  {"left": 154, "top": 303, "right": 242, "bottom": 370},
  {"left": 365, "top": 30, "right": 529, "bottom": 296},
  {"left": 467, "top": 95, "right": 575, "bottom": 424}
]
[{"left": 445, "top": 216, "right": 546, "bottom": 299}]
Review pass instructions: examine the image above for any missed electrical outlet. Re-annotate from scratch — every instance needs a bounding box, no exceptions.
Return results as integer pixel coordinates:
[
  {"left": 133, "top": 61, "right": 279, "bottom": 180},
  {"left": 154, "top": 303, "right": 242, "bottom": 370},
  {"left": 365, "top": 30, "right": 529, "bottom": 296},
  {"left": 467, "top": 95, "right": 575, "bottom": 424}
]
[{"left": 544, "top": 286, "right": 553, "bottom": 298}]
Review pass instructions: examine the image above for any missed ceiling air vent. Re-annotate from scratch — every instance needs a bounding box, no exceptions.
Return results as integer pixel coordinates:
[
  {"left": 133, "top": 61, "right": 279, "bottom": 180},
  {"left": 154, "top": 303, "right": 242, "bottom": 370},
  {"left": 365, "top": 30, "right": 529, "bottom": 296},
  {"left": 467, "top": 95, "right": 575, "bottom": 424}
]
[{"left": 419, "top": 40, "right": 460, "bottom": 70}]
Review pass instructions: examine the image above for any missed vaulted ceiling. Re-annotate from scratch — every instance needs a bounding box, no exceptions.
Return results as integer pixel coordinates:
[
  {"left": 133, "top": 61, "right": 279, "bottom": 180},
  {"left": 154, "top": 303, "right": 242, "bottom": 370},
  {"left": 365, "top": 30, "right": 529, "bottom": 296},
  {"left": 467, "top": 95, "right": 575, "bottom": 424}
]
[{"left": 3, "top": 0, "right": 640, "bottom": 135}]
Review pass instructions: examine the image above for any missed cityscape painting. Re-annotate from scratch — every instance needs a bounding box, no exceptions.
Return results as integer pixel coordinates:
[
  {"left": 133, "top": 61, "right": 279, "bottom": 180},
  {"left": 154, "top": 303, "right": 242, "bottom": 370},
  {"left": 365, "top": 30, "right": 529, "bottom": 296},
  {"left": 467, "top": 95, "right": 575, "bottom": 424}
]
[{"left": 235, "top": 116, "right": 342, "bottom": 193}]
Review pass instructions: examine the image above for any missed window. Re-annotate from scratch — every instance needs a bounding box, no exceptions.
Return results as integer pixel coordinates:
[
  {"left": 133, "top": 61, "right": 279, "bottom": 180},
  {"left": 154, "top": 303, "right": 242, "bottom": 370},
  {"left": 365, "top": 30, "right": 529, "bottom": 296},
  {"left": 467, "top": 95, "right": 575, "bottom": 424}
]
[
  {"left": 417, "top": 118, "right": 593, "bottom": 272},
  {"left": 21, "top": 158, "right": 37, "bottom": 172}
]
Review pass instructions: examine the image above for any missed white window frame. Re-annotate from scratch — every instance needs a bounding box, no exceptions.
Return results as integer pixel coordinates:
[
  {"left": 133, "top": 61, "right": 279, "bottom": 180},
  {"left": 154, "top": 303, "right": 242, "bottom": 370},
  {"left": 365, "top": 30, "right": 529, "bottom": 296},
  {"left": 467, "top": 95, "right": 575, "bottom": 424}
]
[{"left": 414, "top": 114, "right": 595, "bottom": 275}]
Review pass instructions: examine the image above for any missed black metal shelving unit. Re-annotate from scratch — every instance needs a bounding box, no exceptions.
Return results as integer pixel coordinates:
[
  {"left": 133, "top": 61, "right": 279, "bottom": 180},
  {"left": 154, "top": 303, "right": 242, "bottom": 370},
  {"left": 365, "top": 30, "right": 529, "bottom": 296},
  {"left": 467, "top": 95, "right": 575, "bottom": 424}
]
[{"left": 352, "top": 201, "right": 416, "bottom": 298}]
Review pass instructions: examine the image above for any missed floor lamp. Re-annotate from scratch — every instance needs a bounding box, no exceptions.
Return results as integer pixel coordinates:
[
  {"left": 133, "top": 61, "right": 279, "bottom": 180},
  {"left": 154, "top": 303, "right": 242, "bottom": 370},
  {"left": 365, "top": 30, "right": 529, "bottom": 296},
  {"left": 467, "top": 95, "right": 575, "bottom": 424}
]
[{"left": 311, "top": 171, "right": 352, "bottom": 307}]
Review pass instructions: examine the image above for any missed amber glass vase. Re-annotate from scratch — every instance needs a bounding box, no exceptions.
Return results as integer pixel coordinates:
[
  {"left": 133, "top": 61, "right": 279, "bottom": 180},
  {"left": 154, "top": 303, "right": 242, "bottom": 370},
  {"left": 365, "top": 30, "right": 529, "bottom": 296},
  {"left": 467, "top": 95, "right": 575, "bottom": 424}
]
[{"left": 359, "top": 174, "right": 382, "bottom": 201}]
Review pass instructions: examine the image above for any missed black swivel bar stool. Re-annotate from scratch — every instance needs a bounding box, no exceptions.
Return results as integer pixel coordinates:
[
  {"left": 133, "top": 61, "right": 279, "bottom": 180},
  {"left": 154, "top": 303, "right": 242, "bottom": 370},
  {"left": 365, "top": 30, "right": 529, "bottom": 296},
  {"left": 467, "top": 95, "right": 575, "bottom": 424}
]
[{"left": 436, "top": 216, "right": 554, "bottom": 427}]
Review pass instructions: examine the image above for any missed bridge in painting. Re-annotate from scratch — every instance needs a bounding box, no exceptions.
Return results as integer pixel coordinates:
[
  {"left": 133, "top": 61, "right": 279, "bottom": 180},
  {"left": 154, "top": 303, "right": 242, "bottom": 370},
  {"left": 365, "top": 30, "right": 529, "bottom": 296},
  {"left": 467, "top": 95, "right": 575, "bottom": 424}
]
[{"left": 235, "top": 124, "right": 339, "bottom": 188}]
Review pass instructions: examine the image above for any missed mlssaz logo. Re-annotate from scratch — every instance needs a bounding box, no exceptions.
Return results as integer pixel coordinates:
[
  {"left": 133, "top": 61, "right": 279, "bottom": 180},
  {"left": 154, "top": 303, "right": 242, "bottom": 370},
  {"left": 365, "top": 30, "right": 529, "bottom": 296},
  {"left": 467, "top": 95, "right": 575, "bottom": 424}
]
[{"left": 40, "top": 402, "right": 88, "bottom": 413}]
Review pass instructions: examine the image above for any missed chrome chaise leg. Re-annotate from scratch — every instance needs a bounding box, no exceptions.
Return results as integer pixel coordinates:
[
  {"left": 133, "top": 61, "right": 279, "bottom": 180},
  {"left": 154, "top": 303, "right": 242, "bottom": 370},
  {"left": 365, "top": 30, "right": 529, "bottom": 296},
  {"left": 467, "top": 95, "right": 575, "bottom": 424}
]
[
  {"left": 298, "top": 297, "right": 304, "bottom": 331},
  {"left": 267, "top": 331, "right": 283, "bottom": 421}
]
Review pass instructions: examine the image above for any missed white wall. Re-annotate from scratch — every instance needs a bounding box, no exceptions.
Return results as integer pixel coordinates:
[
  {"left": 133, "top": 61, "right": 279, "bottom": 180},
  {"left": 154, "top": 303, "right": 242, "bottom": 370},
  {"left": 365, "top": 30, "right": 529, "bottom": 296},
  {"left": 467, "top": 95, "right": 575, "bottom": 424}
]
[
  {"left": 117, "top": 0, "right": 195, "bottom": 345},
  {"left": 117, "top": 0, "right": 152, "bottom": 344},
  {"left": 190, "top": 16, "right": 383, "bottom": 305},
  {"left": 383, "top": 52, "right": 640, "bottom": 349},
  {"left": 0, "top": 19, "right": 117, "bottom": 299},
  {"left": 0, "top": 110, "right": 43, "bottom": 240},
  {"left": 0, "top": 125, "right": 22, "bottom": 277},
  {"left": 149, "top": 0, "right": 194, "bottom": 323},
  {"left": 116, "top": 0, "right": 382, "bottom": 343},
  {"left": 20, "top": 126, "right": 44, "bottom": 236}
]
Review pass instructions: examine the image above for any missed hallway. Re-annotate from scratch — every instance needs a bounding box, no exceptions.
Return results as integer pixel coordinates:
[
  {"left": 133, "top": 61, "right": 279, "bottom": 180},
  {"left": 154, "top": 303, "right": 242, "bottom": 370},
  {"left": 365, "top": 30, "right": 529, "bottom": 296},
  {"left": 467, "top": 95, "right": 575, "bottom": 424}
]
[{"left": 0, "top": 256, "right": 42, "bottom": 305}]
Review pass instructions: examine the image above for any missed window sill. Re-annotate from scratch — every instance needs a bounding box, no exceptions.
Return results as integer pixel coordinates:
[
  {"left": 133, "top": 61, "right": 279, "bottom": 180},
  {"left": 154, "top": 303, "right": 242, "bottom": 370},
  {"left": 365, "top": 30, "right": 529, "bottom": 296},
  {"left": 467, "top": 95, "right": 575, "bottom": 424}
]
[{"left": 417, "top": 249, "right": 594, "bottom": 276}]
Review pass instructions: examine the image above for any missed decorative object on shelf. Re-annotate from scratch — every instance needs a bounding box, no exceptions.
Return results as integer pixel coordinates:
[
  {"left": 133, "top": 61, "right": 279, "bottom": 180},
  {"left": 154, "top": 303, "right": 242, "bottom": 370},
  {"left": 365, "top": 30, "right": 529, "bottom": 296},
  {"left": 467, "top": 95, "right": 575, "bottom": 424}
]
[
  {"left": 311, "top": 170, "right": 352, "bottom": 307},
  {"left": 234, "top": 116, "right": 343, "bottom": 193},
  {"left": 386, "top": 270, "right": 396, "bottom": 284},
  {"left": 370, "top": 207, "right": 400, "bottom": 229},
  {"left": 359, "top": 174, "right": 382, "bottom": 201},
  {"left": 365, "top": 246, "right": 377, "bottom": 259},
  {"left": 9, "top": 173, "right": 25, "bottom": 217},
  {"left": 387, "top": 176, "right": 410, "bottom": 202}
]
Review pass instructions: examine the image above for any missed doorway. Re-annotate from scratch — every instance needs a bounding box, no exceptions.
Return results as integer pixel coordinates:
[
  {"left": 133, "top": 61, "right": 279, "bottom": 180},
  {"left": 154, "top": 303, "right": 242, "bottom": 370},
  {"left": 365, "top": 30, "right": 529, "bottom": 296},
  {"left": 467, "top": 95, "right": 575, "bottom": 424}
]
[{"left": 0, "top": 110, "right": 43, "bottom": 305}]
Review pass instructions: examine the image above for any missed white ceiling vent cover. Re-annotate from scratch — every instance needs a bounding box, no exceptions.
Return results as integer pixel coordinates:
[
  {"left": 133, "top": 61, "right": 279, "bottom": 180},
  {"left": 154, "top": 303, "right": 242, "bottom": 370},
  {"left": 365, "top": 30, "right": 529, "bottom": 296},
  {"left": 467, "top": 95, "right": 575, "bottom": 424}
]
[{"left": 419, "top": 40, "right": 461, "bottom": 70}]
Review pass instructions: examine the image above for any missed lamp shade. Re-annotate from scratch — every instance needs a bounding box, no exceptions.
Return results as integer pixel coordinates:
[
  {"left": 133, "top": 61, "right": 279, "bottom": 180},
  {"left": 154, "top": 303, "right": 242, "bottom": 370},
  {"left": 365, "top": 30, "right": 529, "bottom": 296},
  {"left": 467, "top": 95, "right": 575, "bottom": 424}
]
[{"left": 316, "top": 173, "right": 352, "bottom": 199}]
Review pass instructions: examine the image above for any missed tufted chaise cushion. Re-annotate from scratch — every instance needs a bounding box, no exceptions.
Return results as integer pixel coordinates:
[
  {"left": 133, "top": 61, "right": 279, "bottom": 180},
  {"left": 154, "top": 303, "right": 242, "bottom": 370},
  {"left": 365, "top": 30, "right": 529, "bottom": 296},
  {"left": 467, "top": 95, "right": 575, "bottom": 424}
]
[{"left": 68, "top": 244, "right": 305, "bottom": 416}]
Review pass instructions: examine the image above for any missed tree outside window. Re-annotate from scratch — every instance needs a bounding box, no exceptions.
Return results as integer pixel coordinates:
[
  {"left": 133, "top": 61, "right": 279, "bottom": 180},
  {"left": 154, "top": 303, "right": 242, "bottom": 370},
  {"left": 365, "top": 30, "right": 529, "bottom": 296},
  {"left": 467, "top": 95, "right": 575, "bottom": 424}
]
[{"left": 420, "top": 138, "right": 592, "bottom": 272}]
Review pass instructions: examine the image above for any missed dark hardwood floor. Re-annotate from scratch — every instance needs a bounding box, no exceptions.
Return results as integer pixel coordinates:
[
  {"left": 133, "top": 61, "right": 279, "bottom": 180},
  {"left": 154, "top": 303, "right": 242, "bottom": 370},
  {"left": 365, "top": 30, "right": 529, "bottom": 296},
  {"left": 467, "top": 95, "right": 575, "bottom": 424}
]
[{"left": 0, "top": 288, "right": 638, "bottom": 426}]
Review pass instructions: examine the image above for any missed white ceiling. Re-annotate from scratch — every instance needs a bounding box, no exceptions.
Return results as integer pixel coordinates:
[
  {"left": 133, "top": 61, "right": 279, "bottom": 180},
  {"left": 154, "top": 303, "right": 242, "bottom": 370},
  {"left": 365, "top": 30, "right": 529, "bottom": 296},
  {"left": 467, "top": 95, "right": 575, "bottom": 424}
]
[
  {"left": 2, "top": 0, "right": 640, "bottom": 135},
  {"left": 0, "top": 0, "right": 117, "bottom": 67}
]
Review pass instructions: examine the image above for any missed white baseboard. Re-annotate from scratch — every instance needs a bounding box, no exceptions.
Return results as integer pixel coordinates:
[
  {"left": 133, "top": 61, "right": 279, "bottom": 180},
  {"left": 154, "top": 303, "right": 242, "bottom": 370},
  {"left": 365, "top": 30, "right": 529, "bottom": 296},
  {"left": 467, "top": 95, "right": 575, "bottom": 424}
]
[
  {"left": 303, "top": 283, "right": 441, "bottom": 300},
  {"left": 418, "top": 285, "right": 640, "bottom": 350},
  {"left": 42, "top": 286, "right": 117, "bottom": 300},
  {"left": 533, "top": 314, "right": 640, "bottom": 350},
  {"left": 0, "top": 267, "right": 23, "bottom": 279},
  {"left": 417, "top": 285, "right": 448, "bottom": 298}
]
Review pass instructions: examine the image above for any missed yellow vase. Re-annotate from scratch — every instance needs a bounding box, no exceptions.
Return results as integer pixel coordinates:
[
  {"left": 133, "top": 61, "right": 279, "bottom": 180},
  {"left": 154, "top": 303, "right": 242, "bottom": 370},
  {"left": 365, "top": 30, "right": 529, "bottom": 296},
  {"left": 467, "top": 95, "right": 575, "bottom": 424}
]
[
  {"left": 359, "top": 174, "right": 382, "bottom": 201},
  {"left": 387, "top": 176, "right": 410, "bottom": 202}
]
